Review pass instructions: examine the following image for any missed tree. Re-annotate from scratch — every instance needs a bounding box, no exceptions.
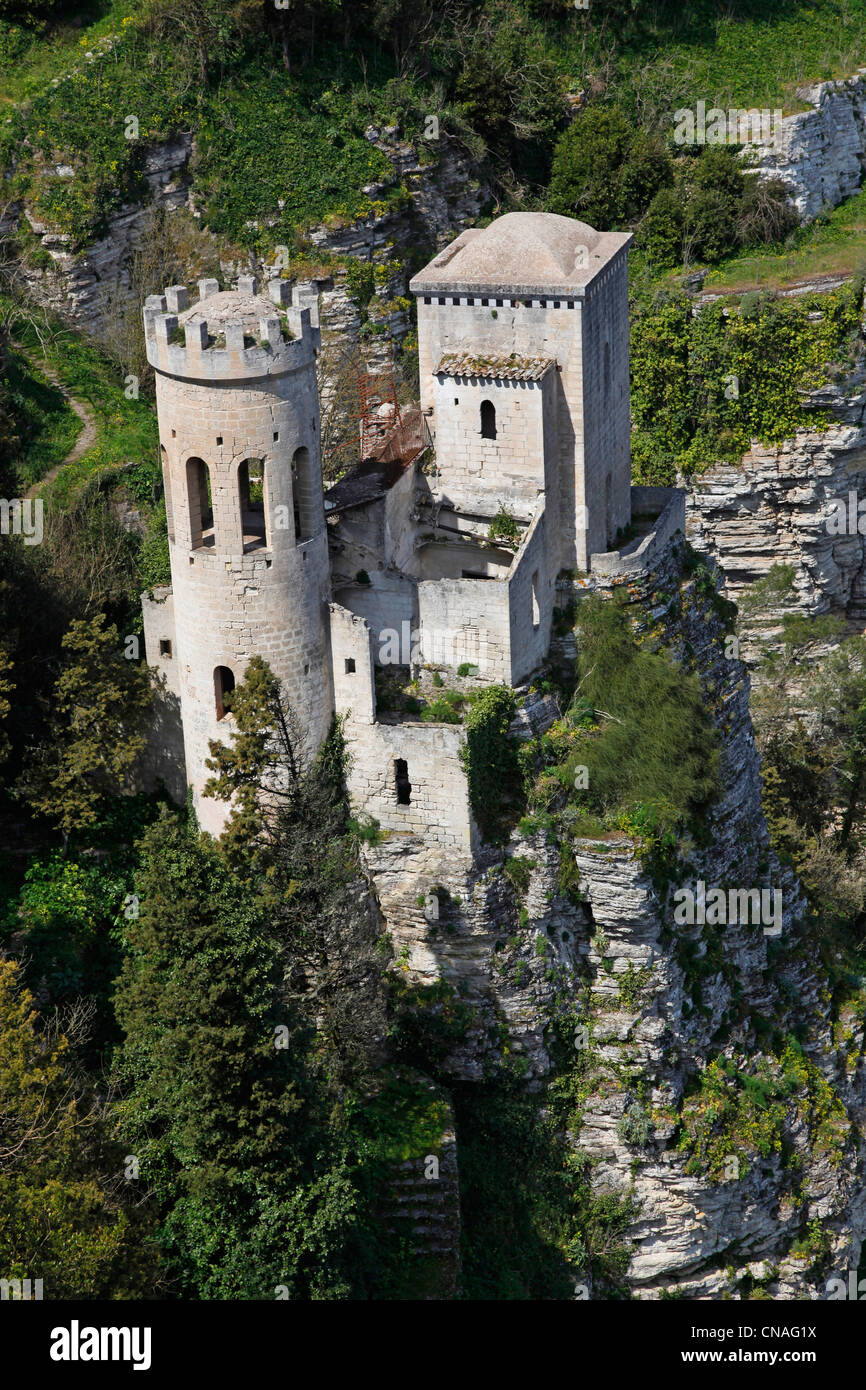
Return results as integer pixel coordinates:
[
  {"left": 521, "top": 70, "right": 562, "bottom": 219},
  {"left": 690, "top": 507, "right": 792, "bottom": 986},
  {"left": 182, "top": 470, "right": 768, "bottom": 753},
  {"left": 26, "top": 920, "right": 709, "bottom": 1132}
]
[
  {"left": 142, "top": 0, "right": 260, "bottom": 85},
  {"left": 18, "top": 613, "right": 152, "bottom": 843},
  {"left": 549, "top": 104, "right": 671, "bottom": 229},
  {"left": 113, "top": 808, "right": 366, "bottom": 1298},
  {"left": 204, "top": 656, "right": 389, "bottom": 1078},
  {"left": 0, "top": 957, "right": 158, "bottom": 1297}
]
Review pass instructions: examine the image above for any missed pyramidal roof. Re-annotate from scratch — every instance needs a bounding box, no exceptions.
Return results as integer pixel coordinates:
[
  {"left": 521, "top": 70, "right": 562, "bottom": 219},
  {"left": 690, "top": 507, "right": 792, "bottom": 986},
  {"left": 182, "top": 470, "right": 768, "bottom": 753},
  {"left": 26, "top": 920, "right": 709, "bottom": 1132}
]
[{"left": 410, "top": 212, "right": 631, "bottom": 297}]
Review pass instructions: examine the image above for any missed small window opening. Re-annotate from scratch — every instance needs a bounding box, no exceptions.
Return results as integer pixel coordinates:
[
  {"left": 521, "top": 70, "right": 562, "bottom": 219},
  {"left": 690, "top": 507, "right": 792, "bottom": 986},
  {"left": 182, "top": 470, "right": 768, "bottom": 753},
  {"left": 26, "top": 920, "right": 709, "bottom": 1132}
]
[
  {"left": 216, "top": 436, "right": 223, "bottom": 445},
  {"left": 345, "top": 658, "right": 356, "bottom": 674},
  {"left": 159, "top": 639, "right": 172, "bottom": 658},
  {"left": 394, "top": 758, "right": 412, "bottom": 805},
  {"left": 214, "top": 665, "right": 235, "bottom": 721},
  {"left": 531, "top": 570, "right": 541, "bottom": 629},
  {"left": 480, "top": 399, "right": 497, "bottom": 440}
]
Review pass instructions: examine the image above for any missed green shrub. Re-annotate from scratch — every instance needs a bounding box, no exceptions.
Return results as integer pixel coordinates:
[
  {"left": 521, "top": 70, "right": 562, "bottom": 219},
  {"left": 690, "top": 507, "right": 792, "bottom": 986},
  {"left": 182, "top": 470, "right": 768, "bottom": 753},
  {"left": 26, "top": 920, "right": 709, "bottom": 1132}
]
[
  {"left": 420, "top": 697, "right": 461, "bottom": 724},
  {"left": 488, "top": 505, "right": 519, "bottom": 544},
  {"left": 503, "top": 855, "right": 536, "bottom": 898},
  {"left": 568, "top": 592, "right": 719, "bottom": 833},
  {"left": 630, "top": 285, "right": 862, "bottom": 484},
  {"left": 549, "top": 103, "right": 671, "bottom": 230},
  {"left": 459, "top": 685, "right": 519, "bottom": 840}
]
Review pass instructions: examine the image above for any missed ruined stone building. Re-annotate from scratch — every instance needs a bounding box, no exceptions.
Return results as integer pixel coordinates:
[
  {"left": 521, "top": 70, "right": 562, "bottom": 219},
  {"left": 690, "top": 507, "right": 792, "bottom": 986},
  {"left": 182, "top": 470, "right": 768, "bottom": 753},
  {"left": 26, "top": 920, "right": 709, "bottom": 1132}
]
[{"left": 141, "top": 211, "right": 684, "bottom": 840}]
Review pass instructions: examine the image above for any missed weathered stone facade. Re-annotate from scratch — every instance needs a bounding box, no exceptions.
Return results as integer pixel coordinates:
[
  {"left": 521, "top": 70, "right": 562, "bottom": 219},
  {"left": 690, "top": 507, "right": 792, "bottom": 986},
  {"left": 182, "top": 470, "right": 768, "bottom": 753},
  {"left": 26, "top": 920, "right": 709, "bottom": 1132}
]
[{"left": 410, "top": 212, "right": 633, "bottom": 572}]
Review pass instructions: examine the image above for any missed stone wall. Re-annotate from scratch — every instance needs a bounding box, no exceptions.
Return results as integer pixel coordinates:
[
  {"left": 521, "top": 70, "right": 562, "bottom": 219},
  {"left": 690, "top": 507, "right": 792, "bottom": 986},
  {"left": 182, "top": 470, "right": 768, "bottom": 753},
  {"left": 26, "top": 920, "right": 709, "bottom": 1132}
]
[
  {"left": 417, "top": 571, "right": 512, "bottom": 681},
  {"left": 427, "top": 367, "right": 553, "bottom": 519},
  {"left": 330, "top": 601, "right": 476, "bottom": 853},
  {"left": 413, "top": 244, "right": 632, "bottom": 572},
  {"left": 591, "top": 486, "right": 686, "bottom": 578},
  {"left": 414, "top": 503, "right": 553, "bottom": 684},
  {"left": 580, "top": 254, "right": 633, "bottom": 556},
  {"left": 137, "top": 586, "right": 186, "bottom": 803},
  {"left": 149, "top": 284, "right": 334, "bottom": 835},
  {"left": 506, "top": 506, "right": 554, "bottom": 684}
]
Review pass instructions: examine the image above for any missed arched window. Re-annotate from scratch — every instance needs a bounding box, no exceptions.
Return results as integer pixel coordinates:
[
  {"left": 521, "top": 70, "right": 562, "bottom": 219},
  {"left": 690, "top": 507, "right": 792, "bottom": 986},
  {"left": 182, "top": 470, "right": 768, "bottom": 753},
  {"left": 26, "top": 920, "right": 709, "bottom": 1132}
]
[
  {"left": 480, "top": 399, "right": 497, "bottom": 440},
  {"left": 161, "top": 445, "right": 174, "bottom": 543},
  {"left": 186, "top": 457, "right": 213, "bottom": 549},
  {"left": 291, "top": 446, "right": 317, "bottom": 543},
  {"left": 239, "top": 458, "right": 266, "bottom": 549},
  {"left": 214, "top": 665, "right": 235, "bottom": 721}
]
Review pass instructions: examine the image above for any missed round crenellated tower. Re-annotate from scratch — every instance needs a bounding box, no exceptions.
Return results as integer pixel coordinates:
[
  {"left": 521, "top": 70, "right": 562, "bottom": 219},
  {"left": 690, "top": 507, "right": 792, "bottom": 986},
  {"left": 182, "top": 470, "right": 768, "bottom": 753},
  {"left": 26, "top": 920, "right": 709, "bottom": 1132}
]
[{"left": 144, "top": 274, "right": 333, "bottom": 835}]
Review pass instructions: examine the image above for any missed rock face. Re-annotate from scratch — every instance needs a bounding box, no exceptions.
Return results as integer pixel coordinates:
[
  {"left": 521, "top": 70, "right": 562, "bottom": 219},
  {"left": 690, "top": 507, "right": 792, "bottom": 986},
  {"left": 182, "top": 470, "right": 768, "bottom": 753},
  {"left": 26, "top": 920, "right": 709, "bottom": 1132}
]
[
  {"left": 685, "top": 375, "right": 866, "bottom": 637},
  {"left": 360, "top": 533, "right": 866, "bottom": 1297},
  {"left": 18, "top": 137, "right": 195, "bottom": 336},
  {"left": 751, "top": 71, "right": 866, "bottom": 221},
  {"left": 14, "top": 127, "right": 487, "bottom": 368}
]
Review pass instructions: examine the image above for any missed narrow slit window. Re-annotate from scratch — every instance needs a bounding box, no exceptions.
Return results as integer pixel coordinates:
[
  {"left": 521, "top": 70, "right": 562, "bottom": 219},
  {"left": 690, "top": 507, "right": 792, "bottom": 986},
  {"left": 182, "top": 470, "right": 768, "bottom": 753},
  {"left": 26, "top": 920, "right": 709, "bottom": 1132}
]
[
  {"left": 161, "top": 445, "right": 175, "bottom": 543},
  {"left": 531, "top": 570, "right": 541, "bottom": 629},
  {"left": 480, "top": 399, "right": 496, "bottom": 440},
  {"left": 214, "top": 665, "right": 235, "bottom": 721},
  {"left": 394, "top": 758, "right": 411, "bottom": 805}
]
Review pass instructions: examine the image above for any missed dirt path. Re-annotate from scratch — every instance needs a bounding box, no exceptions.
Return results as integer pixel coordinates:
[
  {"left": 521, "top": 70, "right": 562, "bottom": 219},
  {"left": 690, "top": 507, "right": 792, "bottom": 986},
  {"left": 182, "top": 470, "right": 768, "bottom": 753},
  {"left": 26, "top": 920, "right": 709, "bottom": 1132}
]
[{"left": 22, "top": 354, "right": 97, "bottom": 500}]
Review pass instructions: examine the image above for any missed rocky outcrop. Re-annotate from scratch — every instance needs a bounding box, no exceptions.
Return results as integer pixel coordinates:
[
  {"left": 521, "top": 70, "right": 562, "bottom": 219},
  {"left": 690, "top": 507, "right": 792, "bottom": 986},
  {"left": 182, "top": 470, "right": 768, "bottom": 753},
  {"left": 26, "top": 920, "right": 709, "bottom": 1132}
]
[
  {"left": 17, "top": 136, "right": 195, "bottom": 336},
  {"left": 751, "top": 70, "right": 866, "bottom": 221},
  {"left": 685, "top": 374, "right": 866, "bottom": 644},
  {"left": 14, "top": 126, "right": 487, "bottom": 369}
]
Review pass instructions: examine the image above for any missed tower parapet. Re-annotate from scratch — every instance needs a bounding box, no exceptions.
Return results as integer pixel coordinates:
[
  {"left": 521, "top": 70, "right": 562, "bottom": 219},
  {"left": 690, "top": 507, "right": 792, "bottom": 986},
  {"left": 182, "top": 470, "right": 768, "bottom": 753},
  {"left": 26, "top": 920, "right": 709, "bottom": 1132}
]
[{"left": 144, "top": 275, "right": 320, "bottom": 382}]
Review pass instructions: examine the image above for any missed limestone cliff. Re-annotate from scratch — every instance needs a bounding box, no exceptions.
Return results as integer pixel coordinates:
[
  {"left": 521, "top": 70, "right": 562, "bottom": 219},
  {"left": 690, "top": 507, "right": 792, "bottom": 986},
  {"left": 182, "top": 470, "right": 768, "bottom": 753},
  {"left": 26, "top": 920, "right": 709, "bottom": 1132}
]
[{"left": 360, "top": 536, "right": 866, "bottom": 1298}]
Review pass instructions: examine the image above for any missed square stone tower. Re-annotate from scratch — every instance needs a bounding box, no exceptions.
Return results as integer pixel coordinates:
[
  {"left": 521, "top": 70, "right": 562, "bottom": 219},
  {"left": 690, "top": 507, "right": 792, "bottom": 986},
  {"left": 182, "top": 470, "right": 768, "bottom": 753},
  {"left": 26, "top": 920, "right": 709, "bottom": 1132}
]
[{"left": 410, "top": 212, "right": 633, "bottom": 571}]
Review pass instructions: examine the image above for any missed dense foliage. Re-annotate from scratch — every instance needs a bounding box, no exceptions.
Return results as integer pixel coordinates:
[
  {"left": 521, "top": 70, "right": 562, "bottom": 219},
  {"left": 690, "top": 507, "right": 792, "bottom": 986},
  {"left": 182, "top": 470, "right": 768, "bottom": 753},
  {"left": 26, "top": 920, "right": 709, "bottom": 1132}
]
[{"left": 630, "top": 285, "right": 863, "bottom": 484}]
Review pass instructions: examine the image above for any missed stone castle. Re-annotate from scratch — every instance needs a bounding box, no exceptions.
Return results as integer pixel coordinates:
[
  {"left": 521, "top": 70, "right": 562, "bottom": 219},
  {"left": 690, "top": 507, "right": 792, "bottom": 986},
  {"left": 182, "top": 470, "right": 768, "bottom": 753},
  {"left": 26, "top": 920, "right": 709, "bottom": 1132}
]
[{"left": 141, "top": 211, "right": 684, "bottom": 842}]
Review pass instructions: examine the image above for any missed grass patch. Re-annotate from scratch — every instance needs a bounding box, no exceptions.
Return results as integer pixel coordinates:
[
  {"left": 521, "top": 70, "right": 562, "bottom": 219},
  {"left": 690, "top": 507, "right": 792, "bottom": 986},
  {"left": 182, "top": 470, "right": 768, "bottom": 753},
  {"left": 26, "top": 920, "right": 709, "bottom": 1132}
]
[
  {"left": 703, "top": 188, "right": 866, "bottom": 293},
  {"left": 4, "top": 347, "right": 81, "bottom": 488},
  {"left": 11, "top": 314, "right": 158, "bottom": 508}
]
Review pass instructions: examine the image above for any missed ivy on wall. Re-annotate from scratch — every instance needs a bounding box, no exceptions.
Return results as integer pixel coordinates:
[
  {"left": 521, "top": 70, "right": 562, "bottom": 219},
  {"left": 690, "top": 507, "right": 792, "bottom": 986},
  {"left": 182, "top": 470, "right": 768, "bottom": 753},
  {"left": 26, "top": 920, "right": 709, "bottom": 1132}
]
[
  {"left": 630, "top": 284, "right": 863, "bottom": 486},
  {"left": 459, "top": 685, "right": 517, "bottom": 841}
]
